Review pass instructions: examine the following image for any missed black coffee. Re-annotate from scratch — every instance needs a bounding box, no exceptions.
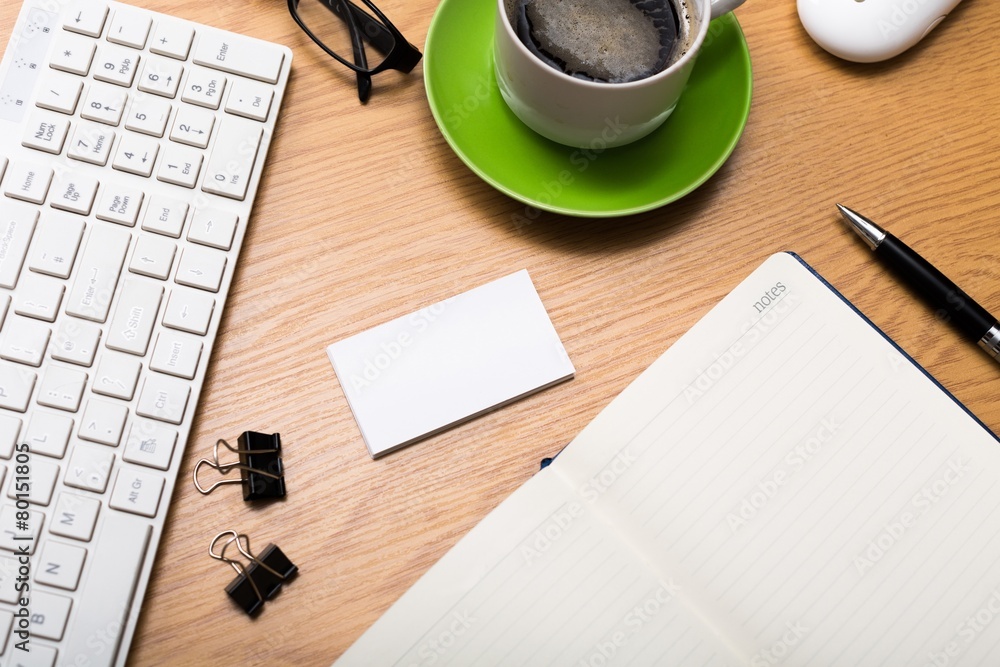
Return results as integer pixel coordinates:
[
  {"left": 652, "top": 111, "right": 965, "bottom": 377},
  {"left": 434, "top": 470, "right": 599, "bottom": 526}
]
[{"left": 511, "top": 0, "right": 688, "bottom": 83}]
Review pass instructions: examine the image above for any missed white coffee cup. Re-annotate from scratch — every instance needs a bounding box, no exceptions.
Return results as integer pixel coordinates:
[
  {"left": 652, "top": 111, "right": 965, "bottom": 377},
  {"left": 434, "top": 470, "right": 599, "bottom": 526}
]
[{"left": 494, "top": 0, "right": 747, "bottom": 148}]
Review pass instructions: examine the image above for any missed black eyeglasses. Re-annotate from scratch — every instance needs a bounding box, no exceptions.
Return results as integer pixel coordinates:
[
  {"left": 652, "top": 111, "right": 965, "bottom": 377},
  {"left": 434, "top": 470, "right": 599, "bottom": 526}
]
[{"left": 287, "top": 0, "right": 422, "bottom": 103}]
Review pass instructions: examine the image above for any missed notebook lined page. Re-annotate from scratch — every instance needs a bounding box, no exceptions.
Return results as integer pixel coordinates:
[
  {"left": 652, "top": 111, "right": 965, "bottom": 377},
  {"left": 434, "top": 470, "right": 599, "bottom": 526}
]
[
  {"left": 335, "top": 467, "right": 739, "bottom": 666},
  {"left": 551, "top": 252, "right": 1000, "bottom": 665}
]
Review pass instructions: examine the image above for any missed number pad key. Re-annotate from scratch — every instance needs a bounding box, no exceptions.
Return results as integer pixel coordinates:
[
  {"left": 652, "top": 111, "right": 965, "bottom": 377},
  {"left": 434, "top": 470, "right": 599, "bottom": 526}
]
[
  {"left": 81, "top": 83, "right": 128, "bottom": 126},
  {"left": 112, "top": 133, "right": 159, "bottom": 178},
  {"left": 93, "top": 45, "right": 140, "bottom": 87},
  {"left": 170, "top": 106, "right": 214, "bottom": 148},
  {"left": 125, "top": 97, "right": 172, "bottom": 137},
  {"left": 137, "top": 57, "right": 183, "bottom": 98},
  {"left": 181, "top": 67, "right": 226, "bottom": 109},
  {"left": 49, "top": 33, "right": 96, "bottom": 76},
  {"left": 68, "top": 122, "right": 115, "bottom": 166}
]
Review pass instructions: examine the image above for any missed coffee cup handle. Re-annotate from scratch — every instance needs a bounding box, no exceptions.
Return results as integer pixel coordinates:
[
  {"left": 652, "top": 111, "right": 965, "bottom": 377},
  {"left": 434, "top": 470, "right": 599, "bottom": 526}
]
[{"left": 709, "top": 0, "right": 747, "bottom": 20}]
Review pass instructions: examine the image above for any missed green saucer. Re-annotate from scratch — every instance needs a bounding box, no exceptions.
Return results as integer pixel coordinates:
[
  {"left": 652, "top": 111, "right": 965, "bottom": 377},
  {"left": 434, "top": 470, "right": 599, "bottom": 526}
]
[{"left": 423, "top": 1, "right": 753, "bottom": 218}]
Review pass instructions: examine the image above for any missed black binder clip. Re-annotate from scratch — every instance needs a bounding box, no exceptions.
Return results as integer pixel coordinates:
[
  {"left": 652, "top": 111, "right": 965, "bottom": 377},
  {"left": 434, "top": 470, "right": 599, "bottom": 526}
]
[
  {"left": 193, "top": 432, "right": 286, "bottom": 500},
  {"left": 210, "top": 530, "right": 298, "bottom": 616}
]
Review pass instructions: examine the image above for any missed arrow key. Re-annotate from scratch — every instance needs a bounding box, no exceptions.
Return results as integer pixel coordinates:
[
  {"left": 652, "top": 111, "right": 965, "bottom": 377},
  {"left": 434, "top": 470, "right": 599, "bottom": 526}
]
[
  {"left": 169, "top": 105, "right": 214, "bottom": 149},
  {"left": 137, "top": 56, "right": 183, "bottom": 99},
  {"left": 128, "top": 235, "right": 176, "bottom": 280},
  {"left": 112, "top": 133, "right": 159, "bottom": 177},
  {"left": 162, "top": 287, "right": 215, "bottom": 336}
]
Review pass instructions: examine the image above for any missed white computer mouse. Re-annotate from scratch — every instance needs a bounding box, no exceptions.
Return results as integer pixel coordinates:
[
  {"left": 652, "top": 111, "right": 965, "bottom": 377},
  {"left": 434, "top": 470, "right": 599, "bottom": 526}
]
[{"left": 797, "top": 0, "right": 963, "bottom": 63}]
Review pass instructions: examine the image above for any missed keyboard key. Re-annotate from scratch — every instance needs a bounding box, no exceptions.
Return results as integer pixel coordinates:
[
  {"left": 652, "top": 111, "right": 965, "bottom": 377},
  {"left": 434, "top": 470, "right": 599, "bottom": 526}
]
[
  {"left": 136, "top": 372, "right": 190, "bottom": 424},
  {"left": 106, "top": 279, "right": 163, "bottom": 355},
  {"left": 24, "top": 411, "right": 73, "bottom": 458},
  {"left": 49, "top": 170, "right": 99, "bottom": 215},
  {"left": 35, "top": 540, "right": 87, "bottom": 591},
  {"left": 49, "top": 492, "right": 101, "bottom": 542},
  {"left": 149, "top": 331, "right": 203, "bottom": 380},
  {"left": 107, "top": 7, "right": 152, "bottom": 49},
  {"left": 110, "top": 468, "right": 164, "bottom": 517},
  {"left": 193, "top": 31, "right": 285, "bottom": 84},
  {"left": 36, "top": 365, "right": 88, "bottom": 412},
  {"left": 21, "top": 110, "right": 71, "bottom": 154},
  {"left": 141, "top": 195, "right": 188, "bottom": 237},
  {"left": 0, "top": 415, "right": 21, "bottom": 459},
  {"left": 0, "top": 315, "right": 51, "bottom": 366},
  {"left": 170, "top": 105, "right": 214, "bottom": 148},
  {"left": 125, "top": 96, "right": 171, "bottom": 137},
  {"left": 78, "top": 399, "right": 128, "bottom": 446},
  {"left": 28, "top": 212, "right": 86, "bottom": 279},
  {"left": 0, "top": 554, "right": 20, "bottom": 601},
  {"left": 29, "top": 589, "right": 72, "bottom": 640},
  {"left": 0, "top": 200, "right": 38, "bottom": 288},
  {"left": 65, "top": 445, "right": 114, "bottom": 493},
  {"left": 65, "top": 224, "right": 131, "bottom": 323},
  {"left": 64, "top": 0, "right": 109, "bottom": 36},
  {"left": 7, "top": 457, "right": 59, "bottom": 506},
  {"left": 175, "top": 246, "right": 226, "bottom": 292},
  {"left": 128, "top": 234, "right": 176, "bottom": 280},
  {"left": 67, "top": 122, "right": 115, "bottom": 166},
  {"left": 181, "top": 66, "right": 226, "bottom": 109},
  {"left": 156, "top": 143, "right": 203, "bottom": 188},
  {"left": 36, "top": 73, "right": 84, "bottom": 115},
  {"left": 202, "top": 116, "right": 261, "bottom": 200},
  {"left": 80, "top": 82, "right": 128, "bottom": 126},
  {"left": 112, "top": 133, "right": 159, "bottom": 177},
  {"left": 95, "top": 184, "right": 144, "bottom": 227},
  {"left": 49, "top": 32, "right": 96, "bottom": 76},
  {"left": 14, "top": 272, "right": 64, "bottom": 322},
  {"left": 162, "top": 287, "right": 215, "bottom": 335},
  {"left": 50, "top": 319, "right": 102, "bottom": 367},
  {"left": 187, "top": 207, "right": 237, "bottom": 251},
  {"left": 92, "top": 352, "right": 141, "bottom": 401},
  {"left": 137, "top": 56, "right": 183, "bottom": 98},
  {"left": 124, "top": 420, "right": 177, "bottom": 470},
  {"left": 0, "top": 362, "right": 36, "bottom": 412},
  {"left": 0, "top": 504, "right": 43, "bottom": 553},
  {"left": 59, "top": 513, "right": 149, "bottom": 666},
  {"left": 93, "top": 44, "right": 140, "bottom": 87},
  {"left": 150, "top": 19, "right": 194, "bottom": 60},
  {"left": 225, "top": 78, "right": 274, "bottom": 122},
  {"left": 2, "top": 161, "right": 53, "bottom": 205},
  {"left": 16, "top": 640, "right": 58, "bottom": 666}
]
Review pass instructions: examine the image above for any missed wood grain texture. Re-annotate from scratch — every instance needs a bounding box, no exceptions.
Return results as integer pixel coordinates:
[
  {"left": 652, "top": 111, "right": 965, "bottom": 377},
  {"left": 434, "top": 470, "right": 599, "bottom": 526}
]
[{"left": 3, "top": 0, "right": 999, "bottom": 664}]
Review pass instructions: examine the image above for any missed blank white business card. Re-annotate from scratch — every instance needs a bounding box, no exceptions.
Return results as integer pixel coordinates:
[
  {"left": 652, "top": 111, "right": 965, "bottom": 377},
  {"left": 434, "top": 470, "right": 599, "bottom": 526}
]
[{"left": 327, "top": 270, "right": 575, "bottom": 458}]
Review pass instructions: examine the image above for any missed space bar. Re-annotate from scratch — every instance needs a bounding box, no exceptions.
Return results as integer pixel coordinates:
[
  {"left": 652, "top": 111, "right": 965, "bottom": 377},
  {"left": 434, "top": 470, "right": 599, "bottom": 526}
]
[{"left": 61, "top": 513, "right": 151, "bottom": 667}]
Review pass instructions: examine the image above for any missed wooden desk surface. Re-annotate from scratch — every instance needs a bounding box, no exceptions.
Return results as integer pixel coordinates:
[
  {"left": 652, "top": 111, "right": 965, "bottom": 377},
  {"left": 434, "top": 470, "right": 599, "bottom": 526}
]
[{"left": 3, "top": 0, "right": 999, "bottom": 664}]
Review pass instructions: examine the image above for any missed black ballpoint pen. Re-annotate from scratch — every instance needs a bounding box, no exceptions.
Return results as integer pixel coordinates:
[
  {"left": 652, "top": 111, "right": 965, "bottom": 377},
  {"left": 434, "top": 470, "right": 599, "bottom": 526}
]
[{"left": 837, "top": 204, "right": 1000, "bottom": 362}]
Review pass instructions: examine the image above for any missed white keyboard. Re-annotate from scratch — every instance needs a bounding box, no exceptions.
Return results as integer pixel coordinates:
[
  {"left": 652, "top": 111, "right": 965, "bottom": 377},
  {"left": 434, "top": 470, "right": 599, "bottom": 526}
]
[{"left": 0, "top": 0, "right": 291, "bottom": 665}]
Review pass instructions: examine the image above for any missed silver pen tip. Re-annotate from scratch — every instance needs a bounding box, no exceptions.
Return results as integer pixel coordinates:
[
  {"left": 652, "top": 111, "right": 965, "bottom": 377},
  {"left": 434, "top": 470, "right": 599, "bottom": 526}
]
[{"left": 836, "top": 204, "right": 886, "bottom": 250}]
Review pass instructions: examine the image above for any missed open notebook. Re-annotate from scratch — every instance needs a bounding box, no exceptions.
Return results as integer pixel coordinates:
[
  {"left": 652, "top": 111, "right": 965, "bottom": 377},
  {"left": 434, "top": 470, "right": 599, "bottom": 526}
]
[{"left": 336, "top": 252, "right": 1000, "bottom": 666}]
